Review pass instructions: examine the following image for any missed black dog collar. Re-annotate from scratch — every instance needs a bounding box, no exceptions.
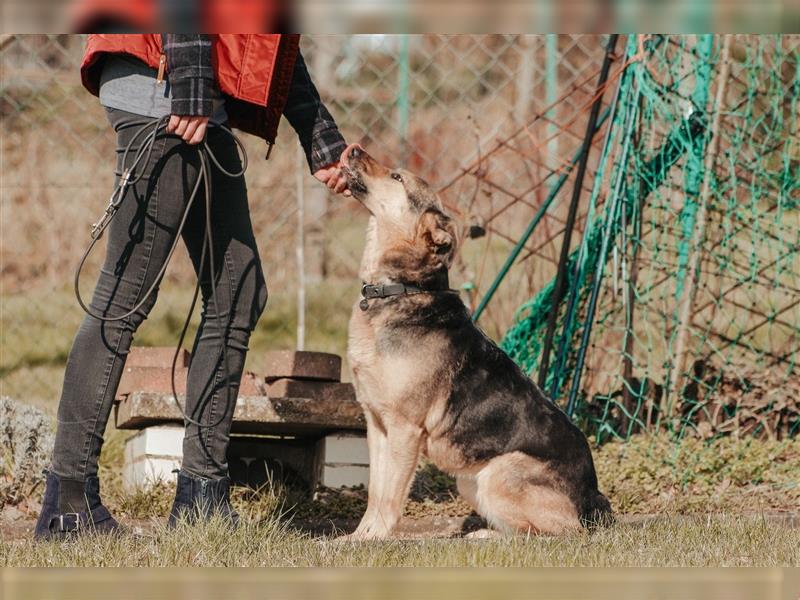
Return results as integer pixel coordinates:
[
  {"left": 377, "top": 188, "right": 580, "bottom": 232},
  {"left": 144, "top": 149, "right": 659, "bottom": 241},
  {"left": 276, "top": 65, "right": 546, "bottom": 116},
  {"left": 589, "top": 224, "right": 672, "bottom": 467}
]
[
  {"left": 359, "top": 282, "right": 460, "bottom": 310},
  {"left": 359, "top": 282, "right": 425, "bottom": 310}
]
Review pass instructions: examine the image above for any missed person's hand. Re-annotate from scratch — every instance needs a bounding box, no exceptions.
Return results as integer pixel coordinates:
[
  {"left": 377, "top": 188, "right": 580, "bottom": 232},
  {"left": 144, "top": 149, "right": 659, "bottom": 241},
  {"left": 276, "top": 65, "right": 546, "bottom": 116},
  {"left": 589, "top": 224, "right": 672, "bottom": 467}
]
[
  {"left": 167, "top": 115, "right": 209, "bottom": 145},
  {"left": 314, "top": 165, "right": 351, "bottom": 196}
]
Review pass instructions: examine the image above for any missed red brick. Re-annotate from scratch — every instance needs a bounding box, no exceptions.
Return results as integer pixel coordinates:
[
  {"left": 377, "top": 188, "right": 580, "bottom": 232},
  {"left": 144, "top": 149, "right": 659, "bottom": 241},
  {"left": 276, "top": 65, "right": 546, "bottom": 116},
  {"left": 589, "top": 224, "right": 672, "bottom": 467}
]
[
  {"left": 240, "top": 371, "right": 267, "bottom": 396},
  {"left": 127, "top": 346, "right": 190, "bottom": 369},
  {"left": 118, "top": 367, "right": 266, "bottom": 400},
  {"left": 117, "top": 367, "right": 189, "bottom": 399},
  {"left": 263, "top": 351, "right": 342, "bottom": 382}
]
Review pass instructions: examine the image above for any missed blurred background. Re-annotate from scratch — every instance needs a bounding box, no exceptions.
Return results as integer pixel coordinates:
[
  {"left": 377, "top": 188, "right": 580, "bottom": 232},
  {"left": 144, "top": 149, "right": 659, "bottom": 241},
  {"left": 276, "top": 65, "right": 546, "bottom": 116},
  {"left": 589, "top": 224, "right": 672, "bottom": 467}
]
[
  {"left": 0, "top": 33, "right": 610, "bottom": 399},
  {"left": 1, "top": 34, "right": 799, "bottom": 445}
]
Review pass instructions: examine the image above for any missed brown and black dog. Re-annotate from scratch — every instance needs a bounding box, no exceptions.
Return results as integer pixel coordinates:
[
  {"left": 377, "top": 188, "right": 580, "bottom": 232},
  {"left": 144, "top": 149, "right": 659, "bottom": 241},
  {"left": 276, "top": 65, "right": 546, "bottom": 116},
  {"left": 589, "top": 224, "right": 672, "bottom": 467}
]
[{"left": 340, "top": 146, "right": 611, "bottom": 540}]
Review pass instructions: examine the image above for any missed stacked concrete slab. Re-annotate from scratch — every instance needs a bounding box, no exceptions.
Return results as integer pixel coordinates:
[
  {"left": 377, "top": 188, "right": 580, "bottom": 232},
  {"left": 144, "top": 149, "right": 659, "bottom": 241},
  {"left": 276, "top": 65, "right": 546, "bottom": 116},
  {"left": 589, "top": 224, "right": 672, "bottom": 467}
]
[{"left": 116, "top": 347, "right": 368, "bottom": 493}]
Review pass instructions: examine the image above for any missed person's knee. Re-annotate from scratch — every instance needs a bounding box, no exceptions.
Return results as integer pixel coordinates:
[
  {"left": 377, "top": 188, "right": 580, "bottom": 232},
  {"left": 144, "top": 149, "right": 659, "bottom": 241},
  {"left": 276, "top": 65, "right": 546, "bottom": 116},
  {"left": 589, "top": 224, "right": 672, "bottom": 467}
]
[
  {"left": 229, "top": 265, "right": 267, "bottom": 335},
  {"left": 88, "top": 273, "right": 159, "bottom": 331}
]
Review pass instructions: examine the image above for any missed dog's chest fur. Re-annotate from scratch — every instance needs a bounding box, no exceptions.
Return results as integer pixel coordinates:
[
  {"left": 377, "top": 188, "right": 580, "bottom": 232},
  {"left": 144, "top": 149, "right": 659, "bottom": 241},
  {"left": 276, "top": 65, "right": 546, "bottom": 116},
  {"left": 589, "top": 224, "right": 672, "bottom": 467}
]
[{"left": 348, "top": 301, "right": 452, "bottom": 423}]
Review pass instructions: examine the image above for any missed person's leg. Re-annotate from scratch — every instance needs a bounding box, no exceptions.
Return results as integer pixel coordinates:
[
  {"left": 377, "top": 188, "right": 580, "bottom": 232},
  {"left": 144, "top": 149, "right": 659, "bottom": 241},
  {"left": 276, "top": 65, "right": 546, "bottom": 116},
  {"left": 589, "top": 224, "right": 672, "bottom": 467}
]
[
  {"left": 168, "top": 124, "right": 267, "bottom": 524},
  {"left": 39, "top": 108, "right": 204, "bottom": 537}
]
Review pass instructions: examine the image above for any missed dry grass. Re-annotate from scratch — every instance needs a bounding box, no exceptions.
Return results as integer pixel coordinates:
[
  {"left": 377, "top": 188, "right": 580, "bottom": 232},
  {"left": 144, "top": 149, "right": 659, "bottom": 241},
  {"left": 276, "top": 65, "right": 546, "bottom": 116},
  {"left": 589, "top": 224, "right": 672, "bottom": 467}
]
[
  {"left": 1, "top": 514, "right": 797, "bottom": 567},
  {"left": 2, "top": 430, "right": 798, "bottom": 567}
]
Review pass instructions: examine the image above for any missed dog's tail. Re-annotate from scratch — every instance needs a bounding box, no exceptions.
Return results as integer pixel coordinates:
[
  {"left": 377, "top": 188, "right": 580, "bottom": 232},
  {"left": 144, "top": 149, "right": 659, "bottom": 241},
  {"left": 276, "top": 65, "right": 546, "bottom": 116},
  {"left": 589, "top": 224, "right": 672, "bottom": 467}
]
[{"left": 580, "top": 490, "right": 614, "bottom": 529}]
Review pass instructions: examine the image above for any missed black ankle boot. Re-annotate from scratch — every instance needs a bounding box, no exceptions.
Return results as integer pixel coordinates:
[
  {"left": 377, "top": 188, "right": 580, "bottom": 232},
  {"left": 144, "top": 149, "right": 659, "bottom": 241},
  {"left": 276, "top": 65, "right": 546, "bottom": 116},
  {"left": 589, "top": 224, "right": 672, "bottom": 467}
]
[
  {"left": 167, "top": 470, "right": 240, "bottom": 528},
  {"left": 34, "top": 471, "right": 120, "bottom": 540}
]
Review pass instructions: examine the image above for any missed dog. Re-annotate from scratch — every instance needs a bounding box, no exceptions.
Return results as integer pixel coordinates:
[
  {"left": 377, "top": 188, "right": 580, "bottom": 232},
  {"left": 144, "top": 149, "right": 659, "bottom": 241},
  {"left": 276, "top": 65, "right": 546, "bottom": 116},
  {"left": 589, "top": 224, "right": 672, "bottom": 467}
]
[{"left": 340, "top": 146, "right": 612, "bottom": 540}]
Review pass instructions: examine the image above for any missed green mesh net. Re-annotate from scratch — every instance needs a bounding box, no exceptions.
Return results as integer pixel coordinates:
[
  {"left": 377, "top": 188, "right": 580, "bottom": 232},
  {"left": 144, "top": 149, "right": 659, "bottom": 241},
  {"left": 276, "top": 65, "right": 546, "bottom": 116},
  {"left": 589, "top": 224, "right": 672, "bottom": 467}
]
[{"left": 499, "top": 35, "right": 800, "bottom": 442}]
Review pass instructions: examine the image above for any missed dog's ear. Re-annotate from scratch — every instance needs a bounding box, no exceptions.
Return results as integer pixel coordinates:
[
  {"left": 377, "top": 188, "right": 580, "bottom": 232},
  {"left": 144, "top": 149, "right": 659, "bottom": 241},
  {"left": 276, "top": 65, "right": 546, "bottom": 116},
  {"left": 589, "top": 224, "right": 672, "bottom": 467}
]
[{"left": 417, "top": 209, "right": 458, "bottom": 265}]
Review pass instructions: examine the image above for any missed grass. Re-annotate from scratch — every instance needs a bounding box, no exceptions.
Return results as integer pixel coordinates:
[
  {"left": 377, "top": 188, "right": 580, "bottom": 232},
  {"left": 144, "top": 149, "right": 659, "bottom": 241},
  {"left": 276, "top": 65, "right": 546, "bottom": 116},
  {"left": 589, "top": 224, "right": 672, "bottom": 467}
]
[
  {"left": 2, "top": 430, "right": 797, "bottom": 567},
  {"left": 1, "top": 514, "right": 797, "bottom": 567}
]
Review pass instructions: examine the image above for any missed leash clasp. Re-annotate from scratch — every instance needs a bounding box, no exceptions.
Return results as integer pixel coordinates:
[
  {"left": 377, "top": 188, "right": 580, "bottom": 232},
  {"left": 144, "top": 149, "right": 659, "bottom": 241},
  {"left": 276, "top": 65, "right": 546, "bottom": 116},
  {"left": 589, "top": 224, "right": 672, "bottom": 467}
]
[{"left": 91, "top": 170, "right": 132, "bottom": 239}]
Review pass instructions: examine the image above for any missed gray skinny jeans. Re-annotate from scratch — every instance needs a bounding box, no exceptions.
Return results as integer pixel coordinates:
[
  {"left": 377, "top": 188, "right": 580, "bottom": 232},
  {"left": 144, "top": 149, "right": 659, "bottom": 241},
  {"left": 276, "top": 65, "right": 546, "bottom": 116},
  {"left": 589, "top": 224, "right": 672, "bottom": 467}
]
[{"left": 50, "top": 107, "right": 267, "bottom": 482}]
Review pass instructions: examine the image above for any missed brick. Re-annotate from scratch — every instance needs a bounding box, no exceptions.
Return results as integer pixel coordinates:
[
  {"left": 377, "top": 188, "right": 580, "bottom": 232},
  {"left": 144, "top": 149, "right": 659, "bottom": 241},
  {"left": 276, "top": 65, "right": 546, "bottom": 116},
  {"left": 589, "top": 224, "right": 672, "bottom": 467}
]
[
  {"left": 118, "top": 367, "right": 265, "bottom": 400},
  {"left": 263, "top": 350, "right": 341, "bottom": 382},
  {"left": 127, "top": 346, "right": 190, "bottom": 369},
  {"left": 128, "top": 424, "right": 184, "bottom": 457},
  {"left": 240, "top": 371, "right": 267, "bottom": 396},
  {"left": 266, "top": 379, "right": 355, "bottom": 403},
  {"left": 117, "top": 367, "right": 189, "bottom": 399},
  {"left": 115, "top": 391, "right": 366, "bottom": 436}
]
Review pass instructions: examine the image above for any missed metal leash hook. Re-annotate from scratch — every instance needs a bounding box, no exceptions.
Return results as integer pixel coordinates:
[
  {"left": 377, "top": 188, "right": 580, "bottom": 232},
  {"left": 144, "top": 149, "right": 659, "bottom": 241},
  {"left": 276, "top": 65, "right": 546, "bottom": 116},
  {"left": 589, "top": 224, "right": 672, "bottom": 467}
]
[{"left": 90, "top": 169, "right": 132, "bottom": 240}]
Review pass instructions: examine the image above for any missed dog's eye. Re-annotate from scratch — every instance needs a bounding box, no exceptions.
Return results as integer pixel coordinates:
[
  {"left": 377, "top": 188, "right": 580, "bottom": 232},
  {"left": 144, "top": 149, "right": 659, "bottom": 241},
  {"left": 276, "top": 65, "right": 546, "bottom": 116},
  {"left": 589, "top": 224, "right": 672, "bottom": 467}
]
[{"left": 391, "top": 173, "right": 403, "bottom": 183}]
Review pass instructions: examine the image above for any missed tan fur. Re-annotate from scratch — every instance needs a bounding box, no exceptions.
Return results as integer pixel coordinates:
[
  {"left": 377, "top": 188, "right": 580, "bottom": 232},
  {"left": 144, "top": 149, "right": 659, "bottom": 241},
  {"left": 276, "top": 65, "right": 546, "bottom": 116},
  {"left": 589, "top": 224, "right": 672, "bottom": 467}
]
[{"left": 470, "top": 453, "right": 580, "bottom": 535}]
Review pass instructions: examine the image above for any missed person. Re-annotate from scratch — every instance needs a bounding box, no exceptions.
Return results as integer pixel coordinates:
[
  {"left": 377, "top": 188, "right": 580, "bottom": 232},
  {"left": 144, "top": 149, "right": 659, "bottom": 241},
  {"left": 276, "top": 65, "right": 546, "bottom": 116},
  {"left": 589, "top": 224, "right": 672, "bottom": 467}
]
[{"left": 35, "top": 34, "right": 352, "bottom": 539}]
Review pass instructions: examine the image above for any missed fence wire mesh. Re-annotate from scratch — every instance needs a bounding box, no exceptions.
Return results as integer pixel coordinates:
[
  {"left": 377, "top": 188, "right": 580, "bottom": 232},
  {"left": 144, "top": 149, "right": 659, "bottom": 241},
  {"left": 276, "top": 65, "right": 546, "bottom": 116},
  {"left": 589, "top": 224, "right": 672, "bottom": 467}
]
[{"left": 1, "top": 34, "right": 798, "bottom": 444}]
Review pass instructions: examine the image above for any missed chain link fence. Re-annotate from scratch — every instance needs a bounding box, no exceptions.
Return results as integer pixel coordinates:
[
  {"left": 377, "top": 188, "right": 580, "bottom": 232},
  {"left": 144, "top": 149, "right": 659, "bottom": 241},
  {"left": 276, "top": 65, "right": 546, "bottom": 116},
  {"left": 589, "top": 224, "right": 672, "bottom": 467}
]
[
  {"left": 0, "top": 35, "right": 602, "bottom": 407},
  {"left": 1, "top": 34, "right": 607, "bottom": 409},
  {"left": 4, "top": 34, "right": 796, "bottom": 444}
]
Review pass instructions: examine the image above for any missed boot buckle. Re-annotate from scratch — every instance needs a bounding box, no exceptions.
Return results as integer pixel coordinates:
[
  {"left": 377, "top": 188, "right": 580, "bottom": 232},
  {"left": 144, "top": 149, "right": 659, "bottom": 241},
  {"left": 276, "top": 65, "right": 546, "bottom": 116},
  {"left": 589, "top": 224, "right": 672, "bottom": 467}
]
[{"left": 58, "top": 512, "right": 81, "bottom": 532}]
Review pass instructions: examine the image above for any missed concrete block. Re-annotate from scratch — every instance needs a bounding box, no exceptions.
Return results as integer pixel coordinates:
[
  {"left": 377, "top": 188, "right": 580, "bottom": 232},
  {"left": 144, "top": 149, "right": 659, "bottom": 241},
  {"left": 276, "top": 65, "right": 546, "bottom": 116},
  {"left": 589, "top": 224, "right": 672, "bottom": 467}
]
[
  {"left": 267, "top": 380, "right": 355, "bottom": 403},
  {"left": 317, "top": 432, "right": 370, "bottom": 488},
  {"left": 123, "top": 456, "right": 182, "bottom": 491},
  {"left": 122, "top": 426, "right": 183, "bottom": 491},
  {"left": 122, "top": 426, "right": 322, "bottom": 492},
  {"left": 321, "top": 465, "right": 370, "bottom": 488},
  {"left": 127, "top": 346, "right": 190, "bottom": 369},
  {"left": 321, "top": 433, "right": 370, "bottom": 465},
  {"left": 264, "top": 350, "right": 341, "bottom": 382},
  {"left": 115, "top": 391, "right": 366, "bottom": 435}
]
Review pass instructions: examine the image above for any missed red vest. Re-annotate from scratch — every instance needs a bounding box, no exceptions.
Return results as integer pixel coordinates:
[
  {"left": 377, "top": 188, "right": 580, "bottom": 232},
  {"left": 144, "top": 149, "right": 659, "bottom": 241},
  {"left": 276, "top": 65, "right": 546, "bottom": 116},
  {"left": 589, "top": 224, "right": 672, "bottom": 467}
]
[{"left": 80, "top": 34, "right": 300, "bottom": 146}]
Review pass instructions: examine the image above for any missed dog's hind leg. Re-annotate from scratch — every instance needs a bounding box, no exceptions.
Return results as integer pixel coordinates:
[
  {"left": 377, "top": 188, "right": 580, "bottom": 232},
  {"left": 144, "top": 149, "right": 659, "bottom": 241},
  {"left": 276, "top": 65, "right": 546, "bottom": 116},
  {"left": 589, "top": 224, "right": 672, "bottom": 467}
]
[
  {"left": 456, "top": 475, "right": 479, "bottom": 511},
  {"left": 473, "top": 452, "right": 582, "bottom": 535}
]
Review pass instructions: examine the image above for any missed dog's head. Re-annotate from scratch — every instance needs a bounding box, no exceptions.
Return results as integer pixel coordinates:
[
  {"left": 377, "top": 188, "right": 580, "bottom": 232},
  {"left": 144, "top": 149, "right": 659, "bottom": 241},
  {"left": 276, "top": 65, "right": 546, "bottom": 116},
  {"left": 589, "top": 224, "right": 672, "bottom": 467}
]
[{"left": 341, "top": 145, "right": 458, "bottom": 286}]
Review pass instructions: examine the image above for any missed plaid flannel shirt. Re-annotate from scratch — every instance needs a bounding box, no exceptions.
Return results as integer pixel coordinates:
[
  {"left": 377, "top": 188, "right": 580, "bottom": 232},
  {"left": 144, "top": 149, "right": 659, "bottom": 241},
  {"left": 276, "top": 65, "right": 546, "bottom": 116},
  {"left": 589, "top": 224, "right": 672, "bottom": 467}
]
[{"left": 164, "top": 34, "right": 346, "bottom": 173}]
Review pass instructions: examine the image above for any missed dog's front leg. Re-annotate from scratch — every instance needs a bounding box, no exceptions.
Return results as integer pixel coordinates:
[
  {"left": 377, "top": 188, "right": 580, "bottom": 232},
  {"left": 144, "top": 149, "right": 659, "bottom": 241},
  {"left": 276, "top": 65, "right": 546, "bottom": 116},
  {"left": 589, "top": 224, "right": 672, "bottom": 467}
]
[
  {"left": 349, "top": 417, "right": 423, "bottom": 540},
  {"left": 353, "top": 407, "right": 387, "bottom": 535}
]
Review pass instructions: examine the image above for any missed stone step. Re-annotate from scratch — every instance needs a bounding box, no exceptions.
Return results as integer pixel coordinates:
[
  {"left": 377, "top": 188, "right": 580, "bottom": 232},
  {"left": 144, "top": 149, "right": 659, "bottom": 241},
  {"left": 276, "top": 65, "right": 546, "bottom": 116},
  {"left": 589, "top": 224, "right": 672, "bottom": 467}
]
[
  {"left": 264, "top": 350, "right": 342, "bottom": 382},
  {"left": 115, "top": 389, "right": 365, "bottom": 436}
]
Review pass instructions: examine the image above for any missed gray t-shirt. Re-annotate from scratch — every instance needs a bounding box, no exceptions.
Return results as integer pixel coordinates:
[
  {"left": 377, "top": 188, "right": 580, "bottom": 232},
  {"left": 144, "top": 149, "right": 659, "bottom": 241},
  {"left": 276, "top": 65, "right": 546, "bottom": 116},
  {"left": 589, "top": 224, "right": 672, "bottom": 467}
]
[{"left": 99, "top": 54, "right": 227, "bottom": 122}]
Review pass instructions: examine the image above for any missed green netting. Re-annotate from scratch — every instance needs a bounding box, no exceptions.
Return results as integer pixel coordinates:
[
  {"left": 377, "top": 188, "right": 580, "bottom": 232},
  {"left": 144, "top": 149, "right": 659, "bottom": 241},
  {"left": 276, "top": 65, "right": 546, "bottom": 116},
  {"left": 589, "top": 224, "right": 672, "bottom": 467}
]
[{"left": 500, "top": 35, "right": 800, "bottom": 442}]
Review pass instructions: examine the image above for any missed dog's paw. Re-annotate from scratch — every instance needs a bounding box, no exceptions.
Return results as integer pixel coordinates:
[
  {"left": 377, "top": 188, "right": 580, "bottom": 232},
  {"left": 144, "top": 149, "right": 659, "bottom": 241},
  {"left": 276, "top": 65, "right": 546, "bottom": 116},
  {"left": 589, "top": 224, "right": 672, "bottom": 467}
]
[{"left": 463, "top": 528, "right": 502, "bottom": 540}]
